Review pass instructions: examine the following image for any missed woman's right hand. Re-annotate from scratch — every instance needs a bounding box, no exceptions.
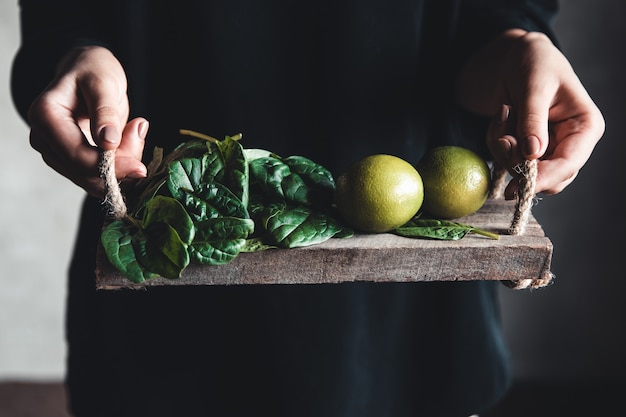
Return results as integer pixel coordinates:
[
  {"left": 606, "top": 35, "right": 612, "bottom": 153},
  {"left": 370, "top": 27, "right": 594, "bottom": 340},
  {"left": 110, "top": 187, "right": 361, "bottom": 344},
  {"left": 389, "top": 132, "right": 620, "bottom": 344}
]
[{"left": 27, "top": 45, "right": 148, "bottom": 198}]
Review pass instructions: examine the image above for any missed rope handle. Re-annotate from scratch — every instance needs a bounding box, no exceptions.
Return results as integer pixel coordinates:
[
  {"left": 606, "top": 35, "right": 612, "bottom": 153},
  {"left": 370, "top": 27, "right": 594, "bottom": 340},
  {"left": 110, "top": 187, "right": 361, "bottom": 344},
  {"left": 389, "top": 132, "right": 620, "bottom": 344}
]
[
  {"left": 100, "top": 149, "right": 128, "bottom": 220},
  {"left": 491, "top": 159, "right": 554, "bottom": 289}
]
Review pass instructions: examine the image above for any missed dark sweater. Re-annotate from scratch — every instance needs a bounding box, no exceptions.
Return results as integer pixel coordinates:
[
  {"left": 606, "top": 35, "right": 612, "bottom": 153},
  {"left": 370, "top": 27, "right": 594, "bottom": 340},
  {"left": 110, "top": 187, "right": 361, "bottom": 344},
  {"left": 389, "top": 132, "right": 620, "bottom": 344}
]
[{"left": 12, "top": 1, "right": 558, "bottom": 416}]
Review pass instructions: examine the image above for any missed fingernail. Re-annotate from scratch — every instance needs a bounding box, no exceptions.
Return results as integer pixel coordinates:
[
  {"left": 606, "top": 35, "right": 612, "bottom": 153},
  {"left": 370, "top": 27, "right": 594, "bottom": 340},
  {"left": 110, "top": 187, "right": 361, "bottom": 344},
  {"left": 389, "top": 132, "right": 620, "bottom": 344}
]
[
  {"left": 126, "top": 170, "right": 147, "bottom": 179},
  {"left": 138, "top": 120, "right": 149, "bottom": 140},
  {"left": 505, "top": 183, "right": 519, "bottom": 201},
  {"left": 523, "top": 135, "right": 540, "bottom": 156},
  {"left": 498, "top": 137, "right": 512, "bottom": 159},
  {"left": 100, "top": 126, "right": 120, "bottom": 144}
]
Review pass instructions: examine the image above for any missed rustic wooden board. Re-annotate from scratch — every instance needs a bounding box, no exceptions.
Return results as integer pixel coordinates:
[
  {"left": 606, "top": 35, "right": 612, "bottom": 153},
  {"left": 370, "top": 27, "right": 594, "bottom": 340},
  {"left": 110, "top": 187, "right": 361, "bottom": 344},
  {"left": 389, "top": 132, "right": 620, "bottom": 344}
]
[{"left": 95, "top": 198, "right": 553, "bottom": 289}]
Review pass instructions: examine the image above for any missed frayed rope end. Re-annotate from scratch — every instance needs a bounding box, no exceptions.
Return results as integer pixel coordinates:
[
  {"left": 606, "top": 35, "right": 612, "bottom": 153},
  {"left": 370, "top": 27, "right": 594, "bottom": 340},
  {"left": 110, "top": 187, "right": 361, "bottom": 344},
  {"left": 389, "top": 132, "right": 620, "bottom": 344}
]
[{"left": 99, "top": 149, "right": 127, "bottom": 220}]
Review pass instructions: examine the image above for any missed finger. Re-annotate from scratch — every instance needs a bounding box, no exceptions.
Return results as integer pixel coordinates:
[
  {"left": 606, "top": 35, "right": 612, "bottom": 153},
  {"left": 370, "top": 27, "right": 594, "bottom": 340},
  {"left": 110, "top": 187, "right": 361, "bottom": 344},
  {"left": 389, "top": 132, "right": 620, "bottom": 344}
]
[
  {"left": 535, "top": 159, "right": 579, "bottom": 195},
  {"left": 487, "top": 105, "right": 531, "bottom": 200},
  {"left": 38, "top": 148, "right": 107, "bottom": 198},
  {"left": 533, "top": 129, "right": 591, "bottom": 195},
  {"left": 486, "top": 104, "right": 524, "bottom": 173},
  {"left": 85, "top": 94, "right": 128, "bottom": 151},
  {"left": 29, "top": 124, "right": 107, "bottom": 198},
  {"left": 115, "top": 117, "right": 149, "bottom": 179},
  {"left": 28, "top": 90, "right": 102, "bottom": 179},
  {"left": 515, "top": 85, "right": 552, "bottom": 160},
  {"left": 534, "top": 100, "right": 603, "bottom": 195},
  {"left": 78, "top": 70, "right": 129, "bottom": 151}
]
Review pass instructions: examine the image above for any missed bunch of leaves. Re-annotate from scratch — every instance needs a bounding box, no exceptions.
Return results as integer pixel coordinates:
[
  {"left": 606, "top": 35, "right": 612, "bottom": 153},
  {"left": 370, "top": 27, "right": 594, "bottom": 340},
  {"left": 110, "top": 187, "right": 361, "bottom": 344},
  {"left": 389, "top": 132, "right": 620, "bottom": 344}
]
[{"left": 101, "top": 131, "right": 353, "bottom": 283}]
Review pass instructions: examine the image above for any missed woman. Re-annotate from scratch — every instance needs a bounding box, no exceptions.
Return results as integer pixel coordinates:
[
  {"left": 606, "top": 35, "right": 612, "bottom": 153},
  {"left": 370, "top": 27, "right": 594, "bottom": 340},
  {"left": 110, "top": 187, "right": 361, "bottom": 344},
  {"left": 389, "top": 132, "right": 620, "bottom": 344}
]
[{"left": 11, "top": 1, "right": 603, "bottom": 416}]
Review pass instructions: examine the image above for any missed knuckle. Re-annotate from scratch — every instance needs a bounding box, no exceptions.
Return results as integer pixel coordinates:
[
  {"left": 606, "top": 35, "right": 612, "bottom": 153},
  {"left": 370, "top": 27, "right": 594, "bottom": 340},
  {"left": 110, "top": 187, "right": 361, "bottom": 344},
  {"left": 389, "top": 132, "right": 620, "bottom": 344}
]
[{"left": 27, "top": 93, "right": 54, "bottom": 127}]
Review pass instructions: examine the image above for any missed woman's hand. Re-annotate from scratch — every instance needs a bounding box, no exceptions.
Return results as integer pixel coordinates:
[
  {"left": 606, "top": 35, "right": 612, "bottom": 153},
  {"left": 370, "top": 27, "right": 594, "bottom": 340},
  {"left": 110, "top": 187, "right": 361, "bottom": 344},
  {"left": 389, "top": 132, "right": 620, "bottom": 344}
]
[
  {"left": 27, "top": 46, "right": 148, "bottom": 198},
  {"left": 457, "top": 29, "right": 605, "bottom": 199}
]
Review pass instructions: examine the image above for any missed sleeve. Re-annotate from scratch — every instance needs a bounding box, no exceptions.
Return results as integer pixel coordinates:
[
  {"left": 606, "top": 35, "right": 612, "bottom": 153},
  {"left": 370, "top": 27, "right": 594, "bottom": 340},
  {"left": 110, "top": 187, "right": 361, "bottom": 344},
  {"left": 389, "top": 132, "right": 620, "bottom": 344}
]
[
  {"left": 453, "top": 0, "right": 560, "bottom": 66},
  {"left": 432, "top": 0, "right": 561, "bottom": 158},
  {"left": 10, "top": 0, "right": 109, "bottom": 122}
]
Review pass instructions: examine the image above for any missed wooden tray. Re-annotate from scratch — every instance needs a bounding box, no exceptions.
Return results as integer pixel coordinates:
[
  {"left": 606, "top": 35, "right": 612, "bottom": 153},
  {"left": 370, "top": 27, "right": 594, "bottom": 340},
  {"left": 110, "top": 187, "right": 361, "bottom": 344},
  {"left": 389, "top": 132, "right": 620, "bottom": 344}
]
[{"left": 95, "top": 198, "right": 552, "bottom": 289}]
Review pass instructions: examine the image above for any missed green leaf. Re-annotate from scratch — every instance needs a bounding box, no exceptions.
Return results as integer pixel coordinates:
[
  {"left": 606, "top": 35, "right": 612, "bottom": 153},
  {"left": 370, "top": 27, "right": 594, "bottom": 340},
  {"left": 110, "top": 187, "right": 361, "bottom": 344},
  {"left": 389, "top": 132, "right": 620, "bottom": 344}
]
[
  {"left": 167, "top": 152, "right": 224, "bottom": 200},
  {"left": 198, "top": 183, "right": 249, "bottom": 219},
  {"left": 178, "top": 182, "right": 249, "bottom": 223},
  {"left": 256, "top": 203, "right": 349, "bottom": 248},
  {"left": 141, "top": 139, "right": 211, "bottom": 185},
  {"left": 280, "top": 173, "right": 309, "bottom": 204},
  {"left": 195, "top": 217, "right": 255, "bottom": 240},
  {"left": 189, "top": 217, "right": 254, "bottom": 265},
  {"left": 241, "top": 237, "right": 276, "bottom": 252},
  {"left": 163, "top": 138, "right": 212, "bottom": 166},
  {"left": 283, "top": 155, "right": 335, "bottom": 191},
  {"left": 249, "top": 156, "right": 290, "bottom": 200},
  {"left": 216, "top": 135, "right": 249, "bottom": 207},
  {"left": 141, "top": 195, "right": 195, "bottom": 245},
  {"left": 244, "top": 148, "right": 272, "bottom": 162},
  {"left": 100, "top": 220, "right": 156, "bottom": 283},
  {"left": 188, "top": 238, "right": 247, "bottom": 265},
  {"left": 133, "top": 223, "right": 191, "bottom": 279},
  {"left": 249, "top": 156, "right": 313, "bottom": 205},
  {"left": 393, "top": 219, "right": 499, "bottom": 240}
]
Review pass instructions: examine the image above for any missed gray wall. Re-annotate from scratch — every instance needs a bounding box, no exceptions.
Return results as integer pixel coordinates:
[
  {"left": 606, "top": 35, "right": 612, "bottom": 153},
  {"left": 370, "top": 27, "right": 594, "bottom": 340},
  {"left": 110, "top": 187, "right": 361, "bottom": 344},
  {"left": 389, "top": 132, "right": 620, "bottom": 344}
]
[
  {"left": 1, "top": 1, "right": 624, "bottom": 383},
  {"left": 0, "top": 2, "right": 83, "bottom": 379}
]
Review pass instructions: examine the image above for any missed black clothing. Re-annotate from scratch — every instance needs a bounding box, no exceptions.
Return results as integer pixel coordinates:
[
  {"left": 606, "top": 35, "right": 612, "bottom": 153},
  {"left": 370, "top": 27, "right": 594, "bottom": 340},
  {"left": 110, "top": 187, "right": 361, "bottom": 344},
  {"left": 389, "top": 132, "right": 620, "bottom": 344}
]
[{"left": 12, "top": 1, "right": 558, "bottom": 416}]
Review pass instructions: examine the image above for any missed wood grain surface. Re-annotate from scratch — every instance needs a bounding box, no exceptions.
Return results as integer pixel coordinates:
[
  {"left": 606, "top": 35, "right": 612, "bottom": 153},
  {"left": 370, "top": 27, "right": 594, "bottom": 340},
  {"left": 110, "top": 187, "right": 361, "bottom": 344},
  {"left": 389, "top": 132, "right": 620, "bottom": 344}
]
[{"left": 96, "top": 198, "right": 552, "bottom": 289}]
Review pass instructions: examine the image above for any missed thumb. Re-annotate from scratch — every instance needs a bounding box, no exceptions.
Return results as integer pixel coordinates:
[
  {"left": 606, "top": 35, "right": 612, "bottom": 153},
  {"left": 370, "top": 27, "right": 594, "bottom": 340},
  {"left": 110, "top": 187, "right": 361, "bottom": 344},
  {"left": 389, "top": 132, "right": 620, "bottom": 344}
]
[
  {"left": 115, "top": 117, "right": 149, "bottom": 179},
  {"left": 78, "top": 70, "right": 129, "bottom": 151}
]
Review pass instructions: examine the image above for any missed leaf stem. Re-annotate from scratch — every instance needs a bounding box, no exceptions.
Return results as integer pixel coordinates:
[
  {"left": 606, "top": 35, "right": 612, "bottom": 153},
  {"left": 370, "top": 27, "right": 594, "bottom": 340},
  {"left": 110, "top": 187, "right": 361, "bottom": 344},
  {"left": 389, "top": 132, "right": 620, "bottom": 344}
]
[
  {"left": 471, "top": 227, "right": 500, "bottom": 240},
  {"left": 179, "top": 129, "right": 243, "bottom": 143},
  {"left": 124, "top": 214, "right": 144, "bottom": 231},
  {"left": 179, "top": 129, "right": 219, "bottom": 143}
]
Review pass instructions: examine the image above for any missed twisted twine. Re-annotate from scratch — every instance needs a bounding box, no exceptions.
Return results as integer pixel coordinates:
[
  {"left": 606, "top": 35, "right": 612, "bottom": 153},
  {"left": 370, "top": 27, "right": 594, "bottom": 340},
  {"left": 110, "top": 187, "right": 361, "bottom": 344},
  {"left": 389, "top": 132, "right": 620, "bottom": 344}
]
[
  {"left": 491, "top": 159, "right": 554, "bottom": 290},
  {"left": 100, "top": 149, "right": 127, "bottom": 220}
]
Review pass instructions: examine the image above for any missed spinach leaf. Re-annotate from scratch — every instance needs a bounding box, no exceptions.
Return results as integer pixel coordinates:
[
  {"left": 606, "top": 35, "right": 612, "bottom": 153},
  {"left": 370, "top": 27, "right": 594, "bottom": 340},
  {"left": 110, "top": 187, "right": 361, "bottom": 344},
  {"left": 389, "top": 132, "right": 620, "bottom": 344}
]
[
  {"left": 393, "top": 219, "right": 499, "bottom": 240},
  {"left": 283, "top": 155, "right": 335, "bottom": 188},
  {"left": 240, "top": 237, "right": 276, "bottom": 252},
  {"left": 282, "top": 155, "right": 335, "bottom": 205},
  {"left": 189, "top": 217, "right": 255, "bottom": 265},
  {"left": 141, "top": 195, "right": 195, "bottom": 245},
  {"left": 244, "top": 148, "right": 272, "bottom": 162},
  {"left": 101, "top": 220, "right": 156, "bottom": 283},
  {"left": 167, "top": 152, "right": 225, "bottom": 200},
  {"left": 216, "top": 135, "right": 249, "bottom": 207},
  {"left": 161, "top": 138, "right": 212, "bottom": 168},
  {"left": 189, "top": 238, "right": 248, "bottom": 266},
  {"left": 249, "top": 156, "right": 293, "bottom": 201},
  {"left": 133, "top": 222, "right": 190, "bottom": 279},
  {"left": 179, "top": 182, "right": 249, "bottom": 222},
  {"left": 253, "top": 203, "right": 350, "bottom": 248},
  {"left": 249, "top": 155, "right": 337, "bottom": 207}
]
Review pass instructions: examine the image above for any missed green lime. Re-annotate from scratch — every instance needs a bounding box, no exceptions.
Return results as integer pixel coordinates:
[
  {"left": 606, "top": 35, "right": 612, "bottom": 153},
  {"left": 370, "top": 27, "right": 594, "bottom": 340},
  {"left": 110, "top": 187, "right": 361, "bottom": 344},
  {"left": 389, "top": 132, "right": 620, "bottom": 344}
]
[
  {"left": 416, "top": 146, "right": 490, "bottom": 219},
  {"left": 335, "top": 154, "right": 424, "bottom": 233}
]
